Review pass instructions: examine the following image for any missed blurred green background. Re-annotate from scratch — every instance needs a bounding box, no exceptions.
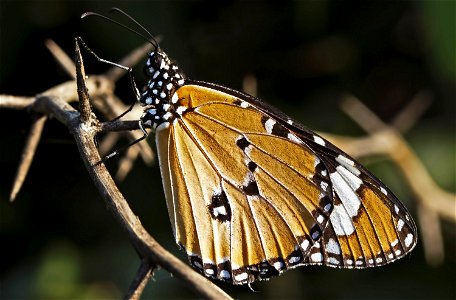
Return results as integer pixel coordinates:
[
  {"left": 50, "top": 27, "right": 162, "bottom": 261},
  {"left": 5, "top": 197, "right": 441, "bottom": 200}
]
[{"left": 1, "top": 1, "right": 454, "bottom": 299}]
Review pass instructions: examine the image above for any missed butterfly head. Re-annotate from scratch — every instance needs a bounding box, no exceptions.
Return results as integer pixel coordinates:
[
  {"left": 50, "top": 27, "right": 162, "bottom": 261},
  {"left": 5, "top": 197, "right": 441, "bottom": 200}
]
[{"left": 140, "top": 49, "right": 186, "bottom": 129}]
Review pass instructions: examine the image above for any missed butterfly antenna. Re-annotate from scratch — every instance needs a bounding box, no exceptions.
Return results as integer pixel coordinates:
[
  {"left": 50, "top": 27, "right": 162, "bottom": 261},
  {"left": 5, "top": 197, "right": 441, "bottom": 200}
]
[
  {"left": 81, "top": 11, "right": 157, "bottom": 49},
  {"left": 109, "top": 8, "right": 159, "bottom": 49}
]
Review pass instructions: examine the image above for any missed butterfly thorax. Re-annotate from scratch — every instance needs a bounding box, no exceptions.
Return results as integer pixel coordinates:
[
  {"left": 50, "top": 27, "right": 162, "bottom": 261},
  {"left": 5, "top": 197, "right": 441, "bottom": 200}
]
[{"left": 140, "top": 50, "right": 187, "bottom": 129}]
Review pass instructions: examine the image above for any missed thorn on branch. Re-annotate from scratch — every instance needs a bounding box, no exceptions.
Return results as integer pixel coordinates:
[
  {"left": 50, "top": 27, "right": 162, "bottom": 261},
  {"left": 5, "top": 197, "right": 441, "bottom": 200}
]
[{"left": 75, "top": 38, "right": 93, "bottom": 123}]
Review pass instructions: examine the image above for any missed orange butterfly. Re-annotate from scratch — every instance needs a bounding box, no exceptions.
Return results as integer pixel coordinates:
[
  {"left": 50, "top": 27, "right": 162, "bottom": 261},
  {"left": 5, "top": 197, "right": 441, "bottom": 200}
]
[
  {"left": 142, "top": 55, "right": 417, "bottom": 284},
  {"left": 85, "top": 9, "right": 417, "bottom": 285}
]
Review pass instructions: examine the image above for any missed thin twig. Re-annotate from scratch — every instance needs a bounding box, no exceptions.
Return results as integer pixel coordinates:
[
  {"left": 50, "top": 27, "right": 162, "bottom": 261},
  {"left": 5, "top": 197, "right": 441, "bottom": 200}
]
[
  {"left": 391, "top": 90, "right": 433, "bottom": 133},
  {"left": 125, "top": 259, "right": 155, "bottom": 300},
  {"left": 45, "top": 39, "right": 77, "bottom": 78},
  {"left": 0, "top": 95, "right": 34, "bottom": 109},
  {"left": 417, "top": 204, "right": 444, "bottom": 266},
  {"left": 10, "top": 114, "right": 47, "bottom": 201},
  {"left": 116, "top": 145, "right": 140, "bottom": 182}
]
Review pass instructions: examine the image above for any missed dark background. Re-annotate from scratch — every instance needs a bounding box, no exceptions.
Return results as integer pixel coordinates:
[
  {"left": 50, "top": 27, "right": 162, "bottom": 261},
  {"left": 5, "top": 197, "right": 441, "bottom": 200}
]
[{"left": 1, "top": 1, "right": 454, "bottom": 299}]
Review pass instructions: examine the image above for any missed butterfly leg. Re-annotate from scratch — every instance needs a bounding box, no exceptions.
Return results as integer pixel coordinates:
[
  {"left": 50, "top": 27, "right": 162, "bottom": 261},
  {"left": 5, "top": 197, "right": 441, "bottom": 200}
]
[
  {"left": 76, "top": 37, "right": 150, "bottom": 162},
  {"left": 76, "top": 36, "right": 140, "bottom": 120},
  {"left": 97, "top": 120, "right": 149, "bottom": 163}
]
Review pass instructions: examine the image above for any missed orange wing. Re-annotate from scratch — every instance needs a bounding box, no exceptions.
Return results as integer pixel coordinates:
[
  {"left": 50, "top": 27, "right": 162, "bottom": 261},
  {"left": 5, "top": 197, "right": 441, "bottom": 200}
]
[{"left": 155, "top": 84, "right": 417, "bottom": 285}]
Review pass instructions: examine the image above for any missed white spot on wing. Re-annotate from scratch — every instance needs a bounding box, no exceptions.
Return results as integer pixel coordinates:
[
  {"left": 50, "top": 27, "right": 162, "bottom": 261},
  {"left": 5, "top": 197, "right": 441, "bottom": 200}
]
[
  {"left": 320, "top": 181, "right": 328, "bottom": 191},
  {"left": 265, "top": 118, "right": 276, "bottom": 134},
  {"left": 394, "top": 204, "right": 399, "bottom": 214},
  {"left": 330, "top": 171, "right": 361, "bottom": 217},
  {"left": 234, "top": 272, "right": 248, "bottom": 282},
  {"left": 288, "top": 133, "right": 302, "bottom": 144},
  {"left": 289, "top": 256, "right": 301, "bottom": 264},
  {"left": 273, "top": 261, "right": 283, "bottom": 270},
  {"left": 380, "top": 187, "right": 388, "bottom": 195},
  {"left": 171, "top": 93, "right": 179, "bottom": 103},
  {"left": 397, "top": 219, "right": 405, "bottom": 231},
  {"left": 314, "top": 157, "right": 321, "bottom": 167},
  {"left": 330, "top": 204, "right": 355, "bottom": 236},
  {"left": 326, "top": 238, "right": 341, "bottom": 255},
  {"left": 301, "top": 239, "right": 310, "bottom": 251},
  {"left": 391, "top": 239, "right": 399, "bottom": 247},
  {"left": 220, "top": 270, "right": 231, "bottom": 279},
  {"left": 313, "top": 135, "right": 326, "bottom": 146},
  {"left": 310, "top": 253, "right": 323, "bottom": 262},
  {"left": 213, "top": 206, "right": 227, "bottom": 216},
  {"left": 336, "top": 155, "right": 361, "bottom": 176},
  {"left": 176, "top": 106, "right": 187, "bottom": 115},
  {"left": 240, "top": 101, "right": 249, "bottom": 108},
  {"left": 335, "top": 165, "right": 362, "bottom": 191},
  {"left": 163, "top": 112, "right": 173, "bottom": 120},
  {"left": 405, "top": 233, "right": 414, "bottom": 247},
  {"left": 205, "top": 269, "right": 214, "bottom": 275},
  {"left": 328, "top": 257, "right": 340, "bottom": 265}
]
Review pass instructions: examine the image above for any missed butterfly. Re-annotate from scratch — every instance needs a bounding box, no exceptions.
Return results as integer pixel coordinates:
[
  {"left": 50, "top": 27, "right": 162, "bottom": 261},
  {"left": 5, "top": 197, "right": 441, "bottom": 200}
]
[{"left": 84, "top": 9, "right": 417, "bottom": 285}]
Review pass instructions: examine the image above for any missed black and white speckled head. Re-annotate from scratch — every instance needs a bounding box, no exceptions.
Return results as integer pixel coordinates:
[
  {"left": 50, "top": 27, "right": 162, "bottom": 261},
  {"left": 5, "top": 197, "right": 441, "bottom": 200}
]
[{"left": 140, "top": 49, "right": 186, "bottom": 129}]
